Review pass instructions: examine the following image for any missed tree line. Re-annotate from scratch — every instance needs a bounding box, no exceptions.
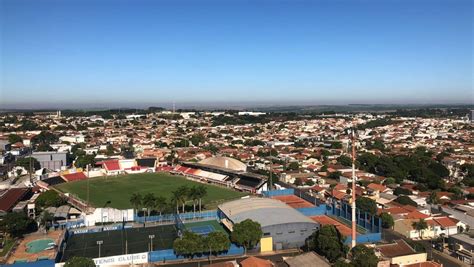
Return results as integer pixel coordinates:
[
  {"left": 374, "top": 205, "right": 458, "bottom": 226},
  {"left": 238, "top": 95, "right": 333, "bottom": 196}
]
[
  {"left": 129, "top": 185, "right": 208, "bottom": 217},
  {"left": 173, "top": 219, "right": 262, "bottom": 258}
]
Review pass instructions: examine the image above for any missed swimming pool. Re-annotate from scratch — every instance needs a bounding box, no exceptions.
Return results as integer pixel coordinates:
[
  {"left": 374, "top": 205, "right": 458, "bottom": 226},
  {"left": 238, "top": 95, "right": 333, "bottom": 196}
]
[{"left": 26, "top": 238, "right": 55, "bottom": 253}]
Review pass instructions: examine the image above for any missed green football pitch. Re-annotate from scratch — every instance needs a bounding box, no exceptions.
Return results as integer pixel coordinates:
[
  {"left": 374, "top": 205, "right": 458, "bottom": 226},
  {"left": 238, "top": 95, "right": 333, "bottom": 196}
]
[
  {"left": 55, "top": 172, "right": 247, "bottom": 209},
  {"left": 61, "top": 225, "right": 177, "bottom": 261}
]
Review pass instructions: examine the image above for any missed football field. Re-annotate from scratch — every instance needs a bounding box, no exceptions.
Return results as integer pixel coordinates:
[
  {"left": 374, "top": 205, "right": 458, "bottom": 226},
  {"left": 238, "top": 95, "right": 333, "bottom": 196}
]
[{"left": 55, "top": 172, "right": 247, "bottom": 209}]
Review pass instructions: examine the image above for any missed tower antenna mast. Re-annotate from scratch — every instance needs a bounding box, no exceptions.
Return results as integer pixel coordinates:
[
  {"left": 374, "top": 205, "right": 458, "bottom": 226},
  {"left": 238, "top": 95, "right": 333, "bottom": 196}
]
[{"left": 351, "top": 124, "right": 357, "bottom": 248}]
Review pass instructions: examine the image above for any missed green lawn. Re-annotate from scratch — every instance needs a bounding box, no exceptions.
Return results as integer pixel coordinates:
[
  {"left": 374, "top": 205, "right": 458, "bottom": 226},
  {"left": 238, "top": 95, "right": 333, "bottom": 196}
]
[
  {"left": 55, "top": 172, "right": 247, "bottom": 210},
  {"left": 0, "top": 238, "right": 15, "bottom": 257}
]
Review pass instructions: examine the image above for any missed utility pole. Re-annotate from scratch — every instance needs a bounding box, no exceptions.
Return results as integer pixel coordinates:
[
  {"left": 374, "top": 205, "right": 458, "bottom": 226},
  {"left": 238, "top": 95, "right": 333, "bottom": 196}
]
[
  {"left": 268, "top": 125, "right": 275, "bottom": 192},
  {"left": 29, "top": 143, "right": 33, "bottom": 183},
  {"left": 97, "top": 240, "right": 103, "bottom": 258},
  {"left": 351, "top": 126, "right": 357, "bottom": 249},
  {"left": 87, "top": 164, "right": 90, "bottom": 204}
]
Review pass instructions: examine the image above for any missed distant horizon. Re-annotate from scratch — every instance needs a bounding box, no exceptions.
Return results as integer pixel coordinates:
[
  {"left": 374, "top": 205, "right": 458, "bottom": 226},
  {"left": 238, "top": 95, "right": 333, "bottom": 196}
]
[
  {"left": 1, "top": 101, "right": 472, "bottom": 111},
  {"left": 1, "top": 0, "right": 473, "bottom": 106}
]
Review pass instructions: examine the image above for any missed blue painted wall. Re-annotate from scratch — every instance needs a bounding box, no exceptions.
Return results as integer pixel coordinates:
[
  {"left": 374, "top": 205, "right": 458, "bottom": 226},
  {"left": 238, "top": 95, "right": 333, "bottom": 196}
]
[{"left": 148, "top": 244, "right": 244, "bottom": 262}]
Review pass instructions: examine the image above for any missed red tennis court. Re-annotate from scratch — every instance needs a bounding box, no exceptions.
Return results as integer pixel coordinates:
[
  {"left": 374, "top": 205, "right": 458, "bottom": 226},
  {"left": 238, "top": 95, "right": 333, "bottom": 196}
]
[{"left": 272, "top": 195, "right": 314, "bottom": 208}]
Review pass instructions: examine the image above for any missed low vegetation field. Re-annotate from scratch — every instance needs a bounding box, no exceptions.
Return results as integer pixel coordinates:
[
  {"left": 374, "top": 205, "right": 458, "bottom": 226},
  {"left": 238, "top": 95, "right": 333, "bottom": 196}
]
[{"left": 55, "top": 172, "right": 247, "bottom": 210}]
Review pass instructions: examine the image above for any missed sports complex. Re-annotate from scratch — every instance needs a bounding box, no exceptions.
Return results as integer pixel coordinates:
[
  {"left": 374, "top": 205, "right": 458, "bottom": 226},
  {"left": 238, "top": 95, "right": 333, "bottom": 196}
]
[
  {"left": 55, "top": 172, "right": 247, "bottom": 210},
  {"left": 8, "top": 157, "right": 382, "bottom": 266}
]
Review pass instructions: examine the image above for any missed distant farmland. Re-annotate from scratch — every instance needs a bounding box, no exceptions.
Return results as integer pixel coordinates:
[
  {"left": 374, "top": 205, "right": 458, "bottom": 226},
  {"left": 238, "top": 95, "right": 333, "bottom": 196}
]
[{"left": 55, "top": 172, "right": 247, "bottom": 210}]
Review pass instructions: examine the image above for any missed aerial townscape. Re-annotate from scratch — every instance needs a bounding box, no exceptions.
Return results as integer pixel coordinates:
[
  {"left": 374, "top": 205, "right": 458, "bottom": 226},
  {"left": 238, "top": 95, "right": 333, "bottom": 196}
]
[{"left": 1, "top": 0, "right": 472, "bottom": 267}]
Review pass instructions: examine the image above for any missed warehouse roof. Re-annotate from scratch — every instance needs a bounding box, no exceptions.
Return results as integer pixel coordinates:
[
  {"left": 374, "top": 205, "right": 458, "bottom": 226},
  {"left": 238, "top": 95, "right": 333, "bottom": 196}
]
[{"left": 218, "top": 197, "right": 317, "bottom": 228}]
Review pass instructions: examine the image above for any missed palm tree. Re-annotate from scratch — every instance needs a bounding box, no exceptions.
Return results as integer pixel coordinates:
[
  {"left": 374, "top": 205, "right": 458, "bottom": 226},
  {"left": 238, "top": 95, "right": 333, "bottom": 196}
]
[
  {"left": 189, "top": 186, "right": 200, "bottom": 214},
  {"left": 170, "top": 191, "right": 181, "bottom": 214},
  {"left": 142, "top": 193, "right": 156, "bottom": 218},
  {"left": 428, "top": 191, "right": 439, "bottom": 205},
  {"left": 130, "top": 193, "right": 143, "bottom": 217},
  {"left": 40, "top": 211, "right": 54, "bottom": 231},
  {"left": 177, "top": 186, "right": 189, "bottom": 213},
  {"left": 196, "top": 185, "right": 207, "bottom": 213},
  {"left": 412, "top": 219, "right": 428, "bottom": 239},
  {"left": 154, "top": 196, "right": 167, "bottom": 217}
]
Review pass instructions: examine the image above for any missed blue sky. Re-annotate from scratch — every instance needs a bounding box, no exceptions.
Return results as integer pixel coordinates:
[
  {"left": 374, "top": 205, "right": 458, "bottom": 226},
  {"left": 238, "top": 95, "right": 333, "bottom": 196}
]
[{"left": 1, "top": 0, "right": 472, "bottom": 108}]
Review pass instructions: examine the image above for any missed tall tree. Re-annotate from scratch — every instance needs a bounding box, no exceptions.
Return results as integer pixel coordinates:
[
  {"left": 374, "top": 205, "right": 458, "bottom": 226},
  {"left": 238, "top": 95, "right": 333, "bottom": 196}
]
[
  {"left": 308, "top": 225, "right": 348, "bottom": 263},
  {"left": 380, "top": 212, "right": 394, "bottom": 229},
  {"left": 356, "top": 197, "right": 377, "bottom": 215},
  {"left": 231, "top": 219, "right": 263, "bottom": 254},
  {"left": 205, "top": 231, "right": 231, "bottom": 256},
  {"left": 15, "top": 157, "right": 41, "bottom": 171},
  {"left": 36, "top": 190, "right": 66, "bottom": 209},
  {"left": 173, "top": 231, "right": 204, "bottom": 258},
  {"left": 350, "top": 245, "right": 378, "bottom": 267},
  {"left": 177, "top": 186, "right": 189, "bottom": 213},
  {"left": 142, "top": 193, "right": 156, "bottom": 218},
  {"left": 129, "top": 193, "right": 142, "bottom": 217},
  {"left": 64, "top": 256, "right": 95, "bottom": 267},
  {"left": 39, "top": 210, "right": 54, "bottom": 231},
  {"left": 189, "top": 186, "right": 200, "bottom": 214},
  {"left": 170, "top": 191, "right": 181, "bottom": 214},
  {"left": 0, "top": 212, "right": 37, "bottom": 238},
  {"left": 412, "top": 219, "right": 428, "bottom": 239},
  {"left": 8, "top": 134, "right": 23, "bottom": 144},
  {"left": 427, "top": 191, "right": 439, "bottom": 204},
  {"left": 154, "top": 196, "right": 167, "bottom": 217}
]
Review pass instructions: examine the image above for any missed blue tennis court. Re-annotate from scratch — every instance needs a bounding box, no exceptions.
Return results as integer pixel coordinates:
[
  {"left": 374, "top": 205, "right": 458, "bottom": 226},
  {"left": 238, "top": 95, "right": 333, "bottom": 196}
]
[{"left": 188, "top": 225, "right": 215, "bottom": 235}]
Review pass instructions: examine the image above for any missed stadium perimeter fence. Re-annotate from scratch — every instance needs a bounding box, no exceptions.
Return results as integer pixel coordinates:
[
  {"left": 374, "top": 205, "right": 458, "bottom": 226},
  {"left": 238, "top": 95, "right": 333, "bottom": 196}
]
[{"left": 134, "top": 210, "right": 218, "bottom": 224}]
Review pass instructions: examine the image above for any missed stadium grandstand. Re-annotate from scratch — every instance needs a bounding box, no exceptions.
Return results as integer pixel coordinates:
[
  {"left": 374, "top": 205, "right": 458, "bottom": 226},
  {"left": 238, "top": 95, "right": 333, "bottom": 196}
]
[{"left": 176, "top": 156, "right": 267, "bottom": 193}]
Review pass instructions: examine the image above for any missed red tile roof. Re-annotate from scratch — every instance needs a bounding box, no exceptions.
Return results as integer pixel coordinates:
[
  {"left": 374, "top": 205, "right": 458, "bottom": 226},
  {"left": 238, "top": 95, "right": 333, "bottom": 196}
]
[
  {"left": 377, "top": 240, "right": 416, "bottom": 258},
  {"left": 433, "top": 217, "right": 459, "bottom": 228},
  {"left": 240, "top": 256, "right": 274, "bottom": 267},
  {"left": 405, "top": 211, "right": 430, "bottom": 220},
  {"left": 0, "top": 188, "right": 30, "bottom": 212}
]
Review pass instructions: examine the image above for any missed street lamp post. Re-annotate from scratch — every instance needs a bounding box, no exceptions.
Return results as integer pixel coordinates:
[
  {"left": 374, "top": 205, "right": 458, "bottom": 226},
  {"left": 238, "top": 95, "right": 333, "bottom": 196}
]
[
  {"left": 97, "top": 240, "right": 103, "bottom": 258},
  {"left": 149, "top": 234, "right": 155, "bottom": 251}
]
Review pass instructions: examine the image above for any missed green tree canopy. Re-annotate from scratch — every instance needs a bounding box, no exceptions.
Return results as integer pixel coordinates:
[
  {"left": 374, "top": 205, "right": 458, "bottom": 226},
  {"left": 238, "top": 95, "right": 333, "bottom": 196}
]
[
  {"left": 36, "top": 190, "right": 66, "bottom": 209},
  {"left": 356, "top": 197, "right": 377, "bottom": 215},
  {"left": 393, "top": 187, "right": 412, "bottom": 196},
  {"left": 337, "top": 155, "right": 352, "bottom": 167},
  {"left": 287, "top": 161, "right": 300, "bottom": 171},
  {"left": 412, "top": 219, "right": 428, "bottom": 239},
  {"left": 350, "top": 245, "right": 378, "bottom": 267},
  {"left": 16, "top": 157, "right": 41, "bottom": 171},
  {"left": 31, "top": 131, "right": 58, "bottom": 146},
  {"left": 190, "top": 133, "right": 206, "bottom": 146},
  {"left": 64, "top": 256, "right": 96, "bottom": 267},
  {"left": 8, "top": 134, "right": 23, "bottom": 144},
  {"left": 205, "top": 231, "right": 231, "bottom": 255},
  {"left": 173, "top": 231, "right": 204, "bottom": 258},
  {"left": 0, "top": 212, "right": 37, "bottom": 238},
  {"left": 380, "top": 212, "right": 394, "bottom": 229},
  {"left": 231, "top": 219, "right": 263, "bottom": 253},
  {"left": 75, "top": 154, "right": 95, "bottom": 169},
  {"left": 394, "top": 195, "right": 418, "bottom": 207},
  {"left": 308, "top": 225, "right": 348, "bottom": 263}
]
